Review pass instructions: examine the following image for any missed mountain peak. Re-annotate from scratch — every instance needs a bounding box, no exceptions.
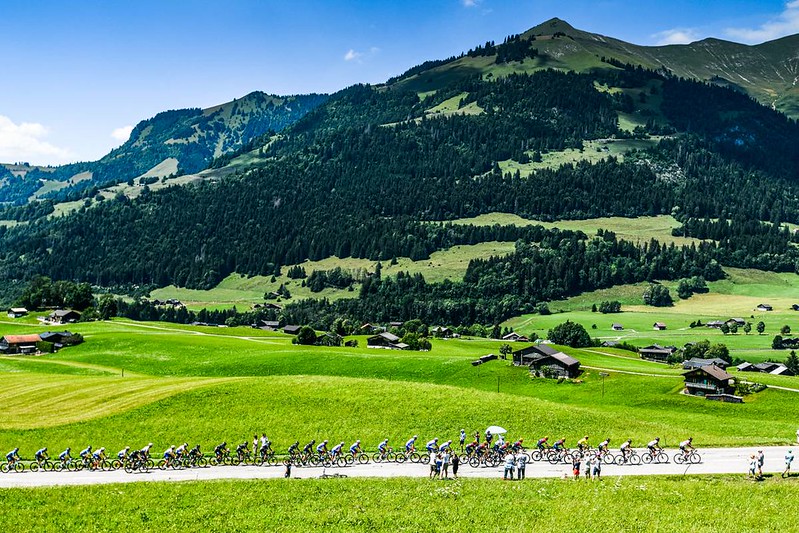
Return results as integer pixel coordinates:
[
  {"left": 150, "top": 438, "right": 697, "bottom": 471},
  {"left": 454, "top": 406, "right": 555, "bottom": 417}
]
[{"left": 527, "top": 17, "right": 577, "bottom": 35}]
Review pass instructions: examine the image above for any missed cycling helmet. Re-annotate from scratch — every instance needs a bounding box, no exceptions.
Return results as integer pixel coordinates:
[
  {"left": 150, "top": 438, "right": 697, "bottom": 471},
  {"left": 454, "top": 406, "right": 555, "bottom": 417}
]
[
  {"left": 148, "top": 443, "right": 153, "bottom": 447},
  {"left": 655, "top": 437, "right": 660, "bottom": 441},
  {"left": 221, "top": 441, "right": 226, "bottom": 446},
  {"left": 339, "top": 441, "right": 345, "bottom": 445},
  {"left": 434, "top": 437, "right": 438, "bottom": 442},
  {"left": 43, "top": 447, "right": 47, "bottom": 451},
  {"left": 519, "top": 438, "right": 524, "bottom": 442},
  {"left": 584, "top": 435, "right": 589, "bottom": 439},
  {"left": 66, "top": 447, "right": 71, "bottom": 452},
  {"left": 355, "top": 440, "right": 361, "bottom": 444},
  {"left": 413, "top": 435, "right": 418, "bottom": 439},
  {"left": 99, "top": 447, "right": 105, "bottom": 452},
  {"left": 323, "top": 440, "right": 328, "bottom": 444},
  {"left": 124, "top": 446, "right": 130, "bottom": 451},
  {"left": 184, "top": 443, "right": 188, "bottom": 447},
  {"left": 87, "top": 445, "right": 92, "bottom": 451}
]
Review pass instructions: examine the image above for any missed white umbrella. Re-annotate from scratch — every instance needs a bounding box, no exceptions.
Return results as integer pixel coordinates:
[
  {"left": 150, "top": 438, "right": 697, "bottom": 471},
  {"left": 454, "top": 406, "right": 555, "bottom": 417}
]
[{"left": 486, "top": 425, "right": 507, "bottom": 434}]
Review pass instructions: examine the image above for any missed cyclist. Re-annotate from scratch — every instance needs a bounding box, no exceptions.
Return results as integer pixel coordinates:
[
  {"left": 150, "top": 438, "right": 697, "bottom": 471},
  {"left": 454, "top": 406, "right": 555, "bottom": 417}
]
[
  {"left": 497, "top": 434, "right": 506, "bottom": 447},
  {"left": 34, "top": 447, "right": 49, "bottom": 465},
  {"left": 598, "top": 438, "right": 610, "bottom": 454},
  {"left": 316, "top": 440, "right": 329, "bottom": 458},
  {"left": 330, "top": 441, "right": 344, "bottom": 460},
  {"left": 405, "top": 435, "right": 418, "bottom": 453},
  {"left": 58, "top": 447, "right": 72, "bottom": 466},
  {"left": 465, "top": 439, "right": 479, "bottom": 456},
  {"left": 553, "top": 438, "right": 566, "bottom": 452},
  {"left": 140, "top": 443, "right": 153, "bottom": 460},
  {"left": 475, "top": 442, "right": 488, "bottom": 457},
  {"left": 620, "top": 439, "right": 633, "bottom": 461},
  {"left": 260, "top": 434, "right": 270, "bottom": 455},
  {"left": 512, "top": 438, "right": 524, "bottom": 452},
  {"left": 92, "top": 447, "right": 106, "bottom": 469},
  {"left": 646, "top": 437, "right": 661, "bottom": 457},
  {"left": 287, "top": 441, "right": 300, "bottom": 457},
  {"left": 536, "top": 436, "right": 549, "bottom": 451},
  {"left": 440, "top": 440, "right": 453, "bottom": 453},
  {"left": 459, "top": 429, "right": 466, "bottom": 450},
  {"left": 235, "top": 442, "right": 249, "bottom": 462},
  {"left": 5, "top": 447, "right": 20, "bottom": 466},
  {"left": 175, "top": 443, "right": 188, "bottom": 461},
  {"left": 117, "top": 446, "right": 130, "bottom": 462},
  {"left": 349, "top": 440, "right": 362, "bottom": 457},
  {"left": 302, "top": 440, "right": 316, "bottom": 457},
  {"left": 426, "top": 438, "right": 439, "bottom": 454},
  {"left": 79, "top": 445, "right": 93, "bottom": 466},
  {"left": 377, "top": 439, "right": 389, "bottom": 455},
  {"left": 214, "top": 441, "right": 228, "bottom": 461},
  {"left": 577, "top": 435, "right": 590, "bottom": 452},
  {"left": 679, "top": 437, "right": 694, "bottom": 459},
  {"left": 189, "top": 444, "right": 202, "bottom": 460},
  {"left": 164, "top": 445, "right": 176, "bottom": 467}
]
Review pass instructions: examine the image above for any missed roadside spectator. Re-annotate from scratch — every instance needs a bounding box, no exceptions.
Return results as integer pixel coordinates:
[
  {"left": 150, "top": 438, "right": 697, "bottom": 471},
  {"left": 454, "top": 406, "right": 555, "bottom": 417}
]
[
  {"left": 584, "top": 453, "right": 594, "bottom": 479},
  {"left": 572, "top": 453, "right": 581, "bottom": 480},
  {"left": 757, "top": 450, "right": 765, "bottom": 478},
  {"left": 503, "top": 451, "right": 515, "bottom": 480},
  {"left": 429, "top": 454, "right": 438, "bottom": 479},
  {"left": 592, "top": 452, "right": 602, "bottom": 480},
  {"left": 441, "top": 450, "right": 450, "bottom": 479},
  {"left": 516, "top": 451, "right": 527, "bottom": 480},
  {"left": 783, "top": 450, "right": 794, "bottom": 479},
  {"left": 748, "top": 454, "right": 757, "bottom": 479},
  {"left": 435, "top": 453, "right": 443, "bottom": 480},
  {"left": 451, "top": 453, "right": 460, "bottom": 479}
]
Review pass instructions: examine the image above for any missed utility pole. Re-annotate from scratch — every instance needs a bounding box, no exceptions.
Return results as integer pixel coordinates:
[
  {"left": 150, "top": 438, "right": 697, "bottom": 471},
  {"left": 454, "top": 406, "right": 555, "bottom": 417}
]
[{"left": 600, "top": 372, "right": 609, "bottom": 398}]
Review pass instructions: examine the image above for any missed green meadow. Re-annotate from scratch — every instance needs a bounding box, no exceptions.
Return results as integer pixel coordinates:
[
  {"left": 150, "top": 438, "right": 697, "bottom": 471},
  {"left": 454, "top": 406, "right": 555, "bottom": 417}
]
[{"left": 1, "top": 476, "right": 796, "bottom": 532}]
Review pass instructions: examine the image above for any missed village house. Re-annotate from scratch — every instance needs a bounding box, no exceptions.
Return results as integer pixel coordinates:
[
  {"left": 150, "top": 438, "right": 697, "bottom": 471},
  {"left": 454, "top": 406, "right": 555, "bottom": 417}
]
[
  {"left": 682, "top": 357, "right": 730, "bottom": 370},
  {"left": 257, "top": 320, "right": 281, "bottom": 331},
  {"left": 611, "top": 323, "right": 624, "bottom": 331},
  {"left": 502, "top": 331, "right": 529, "bottom": 342},
  {"left": 706, "top": 320, "right": 725, "bottom": 329},
  {"left": 283, "top": 325, "right": 301, "bottom": 335},
  {"left": 0, "top": 334, "right": 42, "bottom": 355},
  {"left": 638, "top": 344, "right": 676, "bottom": 363},
  {"left": 683, "top": 365, "right": 736, "bottom": 397},
  {"left": 263, "top": 303, "right": 282, "bottom": 310},
  {"left": 653, "top": 322, "right": 667, "bottom": 331},
  {"left": 737, "top": 361, "right": 795, "bottom": 376},
  {"left": 7, "top": 308, "right": 28, "bottom": 319},
  {"left": 316, "top": 332, "right": 343, "bottom": 347},
  {"left": 431, "top": 326, "right": 453, "bottom": 339},
  {"left": 511, "top": 344, "right": 581, "bottom": 378},
  {"left": 48, "top": 309, "right": 81, "bottom": 324},
  {"left": 755, "top": 304, "right": 773, "bottom": 312},
  {"left": 367, "top": 332, "right": 409, "bottom": 350}
]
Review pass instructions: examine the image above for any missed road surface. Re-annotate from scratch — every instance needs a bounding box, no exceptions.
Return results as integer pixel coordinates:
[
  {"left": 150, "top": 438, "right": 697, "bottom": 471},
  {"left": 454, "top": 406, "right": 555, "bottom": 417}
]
[{"left": 0, "top": 446, "right": 794, "bottom": 488}]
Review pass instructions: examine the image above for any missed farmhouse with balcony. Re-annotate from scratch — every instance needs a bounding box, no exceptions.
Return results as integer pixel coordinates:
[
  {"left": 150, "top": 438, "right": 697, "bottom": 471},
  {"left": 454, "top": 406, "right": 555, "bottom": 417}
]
[
  {"left": 638, "top": 344, "right": 676, "bottom": 363},
  {"left": 512, "top": 344, "right": 581, "bottom": 378},
  {"left": 48, "top": 309, "right": 81, "bottom": 324},
  {"left": 367, "top": 332, "right": 409, "bottom": 350},
  {"left": 0, "top": 334, "right": 42, "bottom": 355},
  {"left": 683, "top": 365, "right": 736, "bottom": 398}
]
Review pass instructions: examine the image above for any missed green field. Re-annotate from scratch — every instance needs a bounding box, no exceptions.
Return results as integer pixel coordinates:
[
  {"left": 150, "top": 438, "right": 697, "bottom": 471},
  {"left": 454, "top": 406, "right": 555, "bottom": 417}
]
[{"left": 1, "top": 476, "right": 796, "bottom": 532}]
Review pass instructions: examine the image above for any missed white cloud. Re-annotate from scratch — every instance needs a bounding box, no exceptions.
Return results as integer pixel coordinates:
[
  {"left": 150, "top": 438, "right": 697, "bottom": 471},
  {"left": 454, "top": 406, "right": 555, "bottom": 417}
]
[
  {"left": 344, "top": 49, "right": 363, "bottom": 62},
  {"left": 0, "top": 115, "right": 72, "bottom": 164},
  {"left": 344, "top": 47, "right": 380, "bottom": 63},
  {"left": 462, "top": 0, "right": 479, "bottom": 7},
  {"left": 111, "top": 125, "right": 134, "bottom": 142},
  {"left": 725, "top": 1, "right": 799, "bottom": 43},
  {"left": 651, "top": 28, "right": 701, "bottom": 45}
]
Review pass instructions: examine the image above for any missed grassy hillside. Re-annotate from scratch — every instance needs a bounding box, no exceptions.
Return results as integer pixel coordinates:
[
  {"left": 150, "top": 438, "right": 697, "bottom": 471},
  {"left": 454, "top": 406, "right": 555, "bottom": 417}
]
[{"left": 2, "top": 476, "right": 797, "bottom": 532}]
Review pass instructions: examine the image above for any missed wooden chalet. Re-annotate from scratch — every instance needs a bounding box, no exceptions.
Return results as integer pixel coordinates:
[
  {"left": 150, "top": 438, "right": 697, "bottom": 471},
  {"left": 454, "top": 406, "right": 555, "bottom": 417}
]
[
  {"left": 39, "top": 331, "right": 73, "bottom": 346},
  {"left": 739, "top": 361, "right": 795, "bottom": 376},
  {"left": 431, "top": 326, "right": 453, "bottom": 338},
  {"left": 0, "top": 334, "right": 42, "bottom": 354},
  {"left": 48, "top": 309, "right": 81, "bottom": 324},
  {"left": 7, "top": 308, "right": 28, "bottom": 319},
  {"left": 683, "top": 365, "right": 736, "bottom": 397},
  {"left": 317, "top": 333, "right": 343, "bottom": 347},
  {"left": 366, "top": 332, "right": 408, "bottom": 350},
  {"left": 502, "top": 332, "right": 529, "bottom": 342},
  {"left": 755, "top": 304, "right": 773, "bottom": 312},
  {"left": 611, "top": 323, "right": 624, "bottom": 331},
  {"left": 283, "top": 325, "right": 301, "bottom": 335},
  {"left": 706, "top": 321, "right": 725, "bottom": 329},
  {"left": 258, "top": 320, "right": 281, "bottom": 331},
  {"left": 512, "top": 344, "right": 581, "bottom": 378},
  {"left": 682, "top": 357, "right": 730, "bottom": 370},
  {"left": 653, "top": 322, "right": 667, "bottom": 331},
  {"left": 638, "top": 344, "right": 676, "bottom": 363}
]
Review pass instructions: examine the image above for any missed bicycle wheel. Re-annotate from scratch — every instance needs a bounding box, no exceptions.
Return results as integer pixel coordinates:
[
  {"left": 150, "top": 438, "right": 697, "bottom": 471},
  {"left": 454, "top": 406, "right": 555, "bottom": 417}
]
[
  {"left": 642, "top": 454, "right": 653, "bottom": 464},
  {"left": 690, "top": 453, "right": 701, "bottom": 464},
  {"left": 630, "top": 454, "right": 642, "bottom": 465},
  {"left": 111, "top": 460, "right": 122, "bottom": 470},
  {"left": 603, "top": 453, "right": 615, "bottom": 465},
  {"left": 673, "top": 453, "right": 685, "bottom": 464},
  {"left": 410, "top": 453, "right": 422, "bottom": 464},
  {"left": 358, "top": 454, "right": 369, "bottom": 465},
  {"left": 157, "top": 460, "right": 167, "bottom": 470},
  {"left": 29, "top": 463, "right": 39, "bottom": 473},
  {"left": 656, "top": 452, "right": 669, "bottom": 464},
  {"left": 395, "top": 453, "right": 406, "bottom": 464},
  {"left": 419, "top": 453, "right": 430, "bottom": 465},
  {"left": 547, "top": 452, "right": 560, "bottom": 465},
  {"left": 614, "top": 455, "right": 625, "bottom": 466},
  {"left": 469, "top": 457, "right": 480, "bottom": 468}
]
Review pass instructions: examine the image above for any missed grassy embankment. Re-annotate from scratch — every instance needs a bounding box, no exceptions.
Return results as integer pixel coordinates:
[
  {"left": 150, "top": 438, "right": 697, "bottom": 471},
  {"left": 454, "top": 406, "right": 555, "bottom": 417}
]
[{"left": 1, "top": 476, "right": 796, "bottom": 532}]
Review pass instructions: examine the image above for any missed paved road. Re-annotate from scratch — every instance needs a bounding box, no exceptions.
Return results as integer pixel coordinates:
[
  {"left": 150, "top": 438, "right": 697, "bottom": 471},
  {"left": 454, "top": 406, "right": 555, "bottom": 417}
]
[{"left": 1, "top": 447, "right": 795, "bottom": 488}]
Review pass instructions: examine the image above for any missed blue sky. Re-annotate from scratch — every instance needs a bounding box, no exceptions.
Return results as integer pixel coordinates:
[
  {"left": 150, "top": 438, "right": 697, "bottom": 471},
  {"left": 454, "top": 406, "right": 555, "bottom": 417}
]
[{"left": 1, "top": 0, "right": 796, "bottom": 165}]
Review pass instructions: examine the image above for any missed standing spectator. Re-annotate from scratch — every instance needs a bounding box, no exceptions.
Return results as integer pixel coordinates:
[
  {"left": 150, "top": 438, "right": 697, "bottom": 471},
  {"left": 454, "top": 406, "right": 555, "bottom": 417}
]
[
  {"left": 451, "top": 453, "right": 460, "bottom": 479},
  {"left": 503, "top": 452, "right": 515, "bottom": 480},
  {"left": 757, "top": 450, "right": 765, "bottom": 478},
  {"left": 516, "top": 450, "right": 527, "bottom": 480},
  {"left": 572, "top": 453, "right": 582, "bottom": 480},
  {"left": 592, "top": 452, "right": 602, "bottom": 480},
  {"left": 429, "top": 454, "right": 438, "bottom": 479},
  {"left": 485, "top": 430, "right": 493, "bottom": 447},
  {"left": 748, "top": 454, "right": 758, "bottom": 479},
  {"left": 584, "top": 453, "right": 594, "bottom": 480},
  {"left": 783, "top": 449, "right": 794, "bottom": 478},
  {"left": 442, "top": 450, "right": 450, "bottom": 479},
  {"left": 435, "top": 453, "right": 443, "bottom": 480},
  {"left": 474, "top": 431, "right": 480, "bottom": 445},
  {"left": 459, "top": 429, "right": 466, "bottom": 452}
]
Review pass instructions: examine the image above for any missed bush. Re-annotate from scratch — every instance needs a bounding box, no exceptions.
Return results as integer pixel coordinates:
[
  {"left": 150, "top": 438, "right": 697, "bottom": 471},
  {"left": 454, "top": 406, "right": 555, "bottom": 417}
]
[
  {"left": 598, "top": 300, "right": 621, "bottom": 313},
  {"left": 295, "top": 326, "right": 317, "bottom": 346}
]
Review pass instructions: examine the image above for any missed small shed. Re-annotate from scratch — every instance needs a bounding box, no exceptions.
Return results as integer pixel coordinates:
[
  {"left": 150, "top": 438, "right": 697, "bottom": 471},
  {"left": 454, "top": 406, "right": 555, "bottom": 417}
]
[
  {"left": 653, "top": 322, "right": 667, "bottom": 331},
  {"left": 367, "top": 332, "right": 402, "bottom": 349},
  {"left": 7, "top": 308, "right": 28, "bottom": 319},
  {"left": 611, "top": 323, "right": 624, "bottom": 331},
  {"left": 755, "top": 304, "right": 773, "bottom": 312},
  {"left": 283, "top": 325, "right": 301, "bottom": 335},
  {"left": 502, "top": 332, "right": 529, "bottom": 342}
]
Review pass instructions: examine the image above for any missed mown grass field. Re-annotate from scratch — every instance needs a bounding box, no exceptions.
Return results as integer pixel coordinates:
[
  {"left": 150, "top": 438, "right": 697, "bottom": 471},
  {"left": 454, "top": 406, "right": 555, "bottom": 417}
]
[
  {"left": 0, "top": 316, "right": 797, "bottom": 454},
  {"left": 1, "top": 476, "right": 796, "bottom": 532}
]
